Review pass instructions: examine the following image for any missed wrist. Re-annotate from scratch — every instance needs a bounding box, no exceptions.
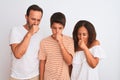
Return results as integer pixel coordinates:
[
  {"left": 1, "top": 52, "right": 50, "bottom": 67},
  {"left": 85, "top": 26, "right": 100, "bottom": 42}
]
[
  {"left": 58, "top": 40, "right": 63, "bottom": 45},
  {"left": 83, "top": 46, "right": 89, "bottom": 51},
  {"left": 59, "top": 42, "right": 65, "bottom": 49},
  {"left": 26, "top": 32, "right": 32, "bottom": 37}
]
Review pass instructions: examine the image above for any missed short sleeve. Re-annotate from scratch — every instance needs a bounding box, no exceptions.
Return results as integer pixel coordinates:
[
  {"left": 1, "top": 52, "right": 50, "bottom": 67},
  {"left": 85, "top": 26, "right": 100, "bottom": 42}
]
[
  {"left": 9, "top": 27, "right": 21, "bottom": 45},
  {"left": 90, "top": 45, "right": 106, "bottom": 59},
  {"left": 38, "top": 40, "right": 46, "bottom": 60},
  {"left": 67, "top": 38, "right": 75, "bottom": 57},
  {"left": 72, "top": 52, "right": 82, "bottom": 64}
]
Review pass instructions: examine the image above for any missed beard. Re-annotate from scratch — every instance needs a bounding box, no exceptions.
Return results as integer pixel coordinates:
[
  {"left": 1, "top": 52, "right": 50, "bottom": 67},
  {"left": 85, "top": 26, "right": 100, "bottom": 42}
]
[{"left": 27, "top": 20, "right": 32, "bottom": 29}]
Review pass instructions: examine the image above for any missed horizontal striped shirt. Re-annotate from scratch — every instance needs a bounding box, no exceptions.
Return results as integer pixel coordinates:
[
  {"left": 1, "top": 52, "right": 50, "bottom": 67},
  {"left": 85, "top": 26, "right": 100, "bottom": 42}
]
[{"left": 39, "top": 35, "right": 74, "bottom": 80}]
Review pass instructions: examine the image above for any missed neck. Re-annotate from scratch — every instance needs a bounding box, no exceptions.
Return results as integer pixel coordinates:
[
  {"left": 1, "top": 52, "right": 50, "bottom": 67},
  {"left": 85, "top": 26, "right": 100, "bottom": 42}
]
[
  {"left": 24, "top": 24, "right": 30, "bottom": 31},
  {"left": 51, "top": 35, "right": 56, "bottom": 40}
]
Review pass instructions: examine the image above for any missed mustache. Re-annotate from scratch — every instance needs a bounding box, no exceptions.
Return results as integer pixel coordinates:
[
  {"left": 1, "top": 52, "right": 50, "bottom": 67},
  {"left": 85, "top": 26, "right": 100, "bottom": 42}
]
[
  {"left": 27, "top": 24, "right": 38, "bottom": 29},
  {"left": 27, "top": 21, "right": 39, "bottom": 29}
]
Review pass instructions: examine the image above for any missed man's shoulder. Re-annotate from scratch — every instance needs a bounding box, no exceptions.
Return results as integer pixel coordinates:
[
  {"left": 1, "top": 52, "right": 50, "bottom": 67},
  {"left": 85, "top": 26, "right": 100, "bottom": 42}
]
[
  {"left": 12, "top": 26, "right": 22, "bottom": 28},
  {"left": 11, "top": 26, "right": 23, "bottom": 31}
]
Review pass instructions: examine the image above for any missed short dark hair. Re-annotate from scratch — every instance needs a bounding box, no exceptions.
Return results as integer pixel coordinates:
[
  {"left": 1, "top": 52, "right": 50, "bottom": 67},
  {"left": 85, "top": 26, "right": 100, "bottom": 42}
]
[
  {"left": 72, "top": 20, "right": 96, "bottom": 51},
  {"left": 26, "top": 4, "right": 43, "bottom": 16},
  {"left": 50, "top": 12, "right": 66, "bottom": 27}
]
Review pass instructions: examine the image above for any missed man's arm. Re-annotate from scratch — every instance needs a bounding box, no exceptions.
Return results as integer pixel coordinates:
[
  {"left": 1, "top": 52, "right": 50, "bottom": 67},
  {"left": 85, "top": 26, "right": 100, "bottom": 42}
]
[
  {"left": 10, "top": 32, "right": 32, "bottom": 59},
  {"left": 10, "top": 25, "right": 39, "bottom": 59}
]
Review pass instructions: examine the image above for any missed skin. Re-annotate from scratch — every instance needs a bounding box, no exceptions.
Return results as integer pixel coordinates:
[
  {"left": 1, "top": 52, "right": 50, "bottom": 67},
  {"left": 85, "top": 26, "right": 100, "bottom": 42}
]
[
  {"left": 51, "top": 22, "right": 73, "bottom": 65},
  {"left": 40, "top": 22, "right": 73, "bottom": 80},
  {"left": 77, "top": 26, "right": 99, "bottom": 68},
  {"left": 51, "top": 23, "right": 64, "bottom": 42},
  {"left": 10, "top": 10, "right": 42, "bottom": 59}
]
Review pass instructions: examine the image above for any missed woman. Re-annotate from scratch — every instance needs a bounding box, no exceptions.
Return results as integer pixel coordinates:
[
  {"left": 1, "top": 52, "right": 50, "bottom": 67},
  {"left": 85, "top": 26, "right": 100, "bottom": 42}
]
[{"left": 71, "top": 20, "right": 105, "bottom": 80}]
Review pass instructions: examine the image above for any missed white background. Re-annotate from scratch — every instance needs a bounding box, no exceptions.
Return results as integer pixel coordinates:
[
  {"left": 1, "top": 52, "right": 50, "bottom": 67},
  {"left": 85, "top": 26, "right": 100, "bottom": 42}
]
[{"left": 0, "top": 0, "right": 120, "bottom": 80}]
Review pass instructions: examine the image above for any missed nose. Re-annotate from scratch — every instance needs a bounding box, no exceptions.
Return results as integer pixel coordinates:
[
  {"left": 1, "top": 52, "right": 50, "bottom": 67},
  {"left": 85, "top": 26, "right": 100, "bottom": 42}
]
[
  {"left": 56, "top": 28, "right": 59, "bottom": 33},
  {"left": 80, "top": 34, "right": 83, "bottom": 40}
]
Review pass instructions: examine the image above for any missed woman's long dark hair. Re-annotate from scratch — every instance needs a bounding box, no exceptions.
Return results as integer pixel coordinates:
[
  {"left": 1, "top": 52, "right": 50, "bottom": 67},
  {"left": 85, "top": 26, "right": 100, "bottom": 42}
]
[{"left": 72, "top": 20, "right": 96, "bottom": 51}]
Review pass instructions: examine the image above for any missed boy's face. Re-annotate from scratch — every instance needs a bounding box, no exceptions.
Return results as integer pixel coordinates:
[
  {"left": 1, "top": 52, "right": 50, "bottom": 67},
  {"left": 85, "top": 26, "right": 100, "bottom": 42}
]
[{"left": 51, "top": 22, "right": 64, "bottom": 37}]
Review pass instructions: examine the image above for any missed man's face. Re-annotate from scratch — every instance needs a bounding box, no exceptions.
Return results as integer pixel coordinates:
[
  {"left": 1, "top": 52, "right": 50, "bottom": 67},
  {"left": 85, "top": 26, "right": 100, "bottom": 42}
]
[
  {"left": 51, "top": 22, "right": 64, "bottom": 37},
  {"left": 26, "top": 10, "right": 42, "bottom": 29}
]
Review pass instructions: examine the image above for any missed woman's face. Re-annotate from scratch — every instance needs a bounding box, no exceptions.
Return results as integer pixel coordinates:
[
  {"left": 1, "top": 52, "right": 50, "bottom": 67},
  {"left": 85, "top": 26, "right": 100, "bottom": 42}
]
[{"left": 77, "top": 26, "right": 89, "bottom": 44}]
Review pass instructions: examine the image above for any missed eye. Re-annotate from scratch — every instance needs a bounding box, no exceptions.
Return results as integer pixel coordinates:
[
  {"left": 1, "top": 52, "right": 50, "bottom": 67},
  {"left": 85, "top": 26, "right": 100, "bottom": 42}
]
[
  {"left": 59, "top": 27, "right": 62, "bottom": 30},
  {"left": 37, "top": 19, "right": 40, "bottom": 22},
  {"left": 52, "top": 27, "right": 56, "bottom": 29},
  {"left": 31, "top": 18, "right": 36, "bottom": 20},
  {"left": 83, "top": 33, "right": 88, "bottom": 36},
  {"left": 77, "top": 33, "right": 81, "bottom": 36}
]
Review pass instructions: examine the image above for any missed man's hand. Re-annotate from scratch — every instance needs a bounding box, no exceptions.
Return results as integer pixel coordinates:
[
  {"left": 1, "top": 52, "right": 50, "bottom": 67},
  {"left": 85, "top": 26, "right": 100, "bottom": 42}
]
[{"left": 29, "top": 24, "right": 39, "bottom": 35}]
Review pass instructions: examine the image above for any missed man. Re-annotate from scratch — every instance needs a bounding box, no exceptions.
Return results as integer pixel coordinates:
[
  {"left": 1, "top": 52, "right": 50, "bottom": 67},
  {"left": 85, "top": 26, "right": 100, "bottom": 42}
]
[
  {"left": 39, "top": 12, "right": 74, "bottom": 80},
  {"left": 9, "top": 4, "right": 43, "bottom": 80}
]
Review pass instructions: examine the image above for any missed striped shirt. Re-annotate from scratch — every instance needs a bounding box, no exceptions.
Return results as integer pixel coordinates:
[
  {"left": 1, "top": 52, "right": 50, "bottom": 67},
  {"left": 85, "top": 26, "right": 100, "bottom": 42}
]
[{"left": 39, "top": 35, "right": 74, "bottom": 80}]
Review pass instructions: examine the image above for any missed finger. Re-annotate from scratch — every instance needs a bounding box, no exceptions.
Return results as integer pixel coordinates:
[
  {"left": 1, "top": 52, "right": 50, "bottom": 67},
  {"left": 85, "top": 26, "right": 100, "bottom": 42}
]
[
  {"left": 78, "top": 40, "right": 81, "bottom": 43},
  {"left": 33, "top": 24, "right": 39, "bottom": 28}
]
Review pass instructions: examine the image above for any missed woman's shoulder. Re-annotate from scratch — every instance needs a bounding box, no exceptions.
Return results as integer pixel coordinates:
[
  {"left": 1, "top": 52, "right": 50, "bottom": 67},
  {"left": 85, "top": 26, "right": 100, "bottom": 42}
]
[{"left": 90, "top": 40, "right": 100, "bottom": 48}]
